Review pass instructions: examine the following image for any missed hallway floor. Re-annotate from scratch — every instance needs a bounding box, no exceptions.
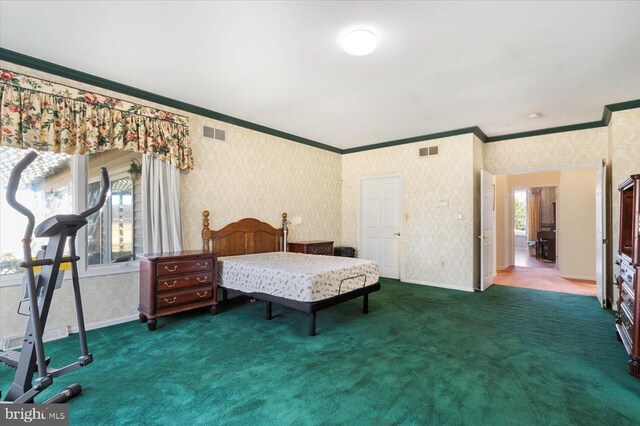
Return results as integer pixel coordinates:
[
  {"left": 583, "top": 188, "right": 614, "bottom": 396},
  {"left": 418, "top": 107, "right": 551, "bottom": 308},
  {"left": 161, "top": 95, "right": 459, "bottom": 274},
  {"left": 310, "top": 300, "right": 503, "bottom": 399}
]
[
  {"left": 514, "top": 248, "right": 556, "bottom": 268},
  {"left": 494, "top": 265, "right": 597, "bottom": 296}
]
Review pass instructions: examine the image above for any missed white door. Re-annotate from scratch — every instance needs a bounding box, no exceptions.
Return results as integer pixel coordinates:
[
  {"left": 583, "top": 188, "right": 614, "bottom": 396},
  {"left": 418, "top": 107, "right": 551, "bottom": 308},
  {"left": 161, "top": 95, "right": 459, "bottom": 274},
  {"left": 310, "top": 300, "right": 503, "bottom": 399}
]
[
  {"left": 480, "top": 170, "right": 496, "bottom": 291},
  {"left": 360, "top": 175, "right": 402, "bottom": 279},
  {"left": 595, "top": 160, "right": 607, "bottom": 307}
]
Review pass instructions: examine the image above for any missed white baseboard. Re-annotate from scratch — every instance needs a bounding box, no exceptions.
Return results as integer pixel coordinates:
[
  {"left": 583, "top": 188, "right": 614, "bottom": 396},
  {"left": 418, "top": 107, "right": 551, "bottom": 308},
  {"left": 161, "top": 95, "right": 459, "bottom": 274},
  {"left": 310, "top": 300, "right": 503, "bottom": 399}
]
[
  {"left": 68, "top": 313, "right": 139, "bottom": 334},
  {"left": 401, "top": 278, "right": 475, "bottom": 293},
  {"left": 2, "top": 314, "right": 138, "bottom": 350},
  {"left": 560, "top": 274, "right": 596, "bottom": 281}
]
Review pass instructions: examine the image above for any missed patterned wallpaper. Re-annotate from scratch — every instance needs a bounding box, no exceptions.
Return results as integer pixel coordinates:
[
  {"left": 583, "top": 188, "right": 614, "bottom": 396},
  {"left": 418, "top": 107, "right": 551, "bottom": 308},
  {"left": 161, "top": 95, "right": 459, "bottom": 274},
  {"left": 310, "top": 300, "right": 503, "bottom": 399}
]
[
  {"left": 0, "top": 272, "right": 139, "bottom": 344},
  {"left": 484, "top": 127, "right": 609, "bottom": 172},
  {"left": 181, "top": 115, "right": 342, "bottom": 250},
  {"left": 341, "top": 134, "right": 476, "bottom": 290},
  {"left": 540, "top": 186, "right": 557, "bottom": 228}
]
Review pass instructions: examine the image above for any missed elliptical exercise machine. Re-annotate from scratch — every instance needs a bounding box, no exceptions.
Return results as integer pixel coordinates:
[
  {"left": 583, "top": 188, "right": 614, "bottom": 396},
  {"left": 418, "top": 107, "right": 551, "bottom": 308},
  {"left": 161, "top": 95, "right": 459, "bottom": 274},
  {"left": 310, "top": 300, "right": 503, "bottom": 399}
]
[{"left": 0, "top": 151, "right": 109, "bottom": 404}]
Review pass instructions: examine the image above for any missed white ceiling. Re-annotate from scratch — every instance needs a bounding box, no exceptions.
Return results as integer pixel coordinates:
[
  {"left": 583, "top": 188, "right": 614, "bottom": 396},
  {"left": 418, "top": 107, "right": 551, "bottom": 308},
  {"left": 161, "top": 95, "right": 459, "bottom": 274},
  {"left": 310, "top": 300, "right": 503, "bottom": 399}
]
[{"left": 1, "top": 1, "right": 639, "bottom": 149}]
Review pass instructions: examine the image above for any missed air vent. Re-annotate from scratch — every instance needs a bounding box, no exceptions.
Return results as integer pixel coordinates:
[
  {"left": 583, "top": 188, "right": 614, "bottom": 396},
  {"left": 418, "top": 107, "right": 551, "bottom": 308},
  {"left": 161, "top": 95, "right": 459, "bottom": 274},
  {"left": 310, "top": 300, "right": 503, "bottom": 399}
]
[
  {"left": 419, "top": 145, "right": 439, "bottom": 157},
  {"left": 203, "top": 125, "right": 226, "bottom": 142}
]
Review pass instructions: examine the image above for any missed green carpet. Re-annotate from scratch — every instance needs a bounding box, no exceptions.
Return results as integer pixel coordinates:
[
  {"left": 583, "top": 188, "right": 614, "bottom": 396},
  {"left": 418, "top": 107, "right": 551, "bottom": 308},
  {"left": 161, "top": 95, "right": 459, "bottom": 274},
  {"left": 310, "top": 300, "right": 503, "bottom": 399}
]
[{"left": 2, "top": 279, "right": 639, "bottom": 425}]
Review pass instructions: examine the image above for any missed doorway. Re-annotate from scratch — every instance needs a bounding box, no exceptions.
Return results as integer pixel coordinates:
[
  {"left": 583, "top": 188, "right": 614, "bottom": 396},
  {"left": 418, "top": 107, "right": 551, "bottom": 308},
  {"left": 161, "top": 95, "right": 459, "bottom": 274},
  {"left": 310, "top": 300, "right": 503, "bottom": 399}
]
[
  {"left": 359, "top": 175, "right": 402, "bottom": 279},
  {"left": 512, "top": 186, "right": 557, "bottom": 269},
  {"left": 487, "top": 168, "right": 602, "bottom": 297}
]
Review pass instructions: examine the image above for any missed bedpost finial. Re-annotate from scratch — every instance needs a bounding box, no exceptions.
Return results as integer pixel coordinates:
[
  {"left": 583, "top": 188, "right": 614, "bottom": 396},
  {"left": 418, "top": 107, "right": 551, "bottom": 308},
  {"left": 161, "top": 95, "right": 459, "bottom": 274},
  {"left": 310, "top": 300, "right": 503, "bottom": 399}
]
[
  {"left": 282, "top": 212, "right": 287, "bottom": 225},
  {"left": 203, "top": 211, "right": 211, "bottom": 252}
]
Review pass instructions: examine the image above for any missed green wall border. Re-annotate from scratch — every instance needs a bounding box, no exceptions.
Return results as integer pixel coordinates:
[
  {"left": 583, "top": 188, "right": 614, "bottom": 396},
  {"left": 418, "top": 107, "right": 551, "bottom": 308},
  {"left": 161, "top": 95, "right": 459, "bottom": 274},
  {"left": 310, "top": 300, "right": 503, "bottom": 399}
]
[{"left": 1, "top": 48, "right": 639, "bottom": 155}]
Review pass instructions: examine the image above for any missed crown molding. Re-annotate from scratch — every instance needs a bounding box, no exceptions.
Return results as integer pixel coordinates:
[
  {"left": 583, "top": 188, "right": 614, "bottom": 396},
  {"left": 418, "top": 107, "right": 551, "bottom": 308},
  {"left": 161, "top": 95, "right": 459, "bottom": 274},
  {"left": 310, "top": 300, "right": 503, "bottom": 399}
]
[
  {"left": 342, "top": 127, "right": 483, "bottom": 154},
  {"left": 1, "top": 48, "right": 639, "bottom": 155},
  {"left": 484, "top": 120, "right": 606, "bottom": 143}
]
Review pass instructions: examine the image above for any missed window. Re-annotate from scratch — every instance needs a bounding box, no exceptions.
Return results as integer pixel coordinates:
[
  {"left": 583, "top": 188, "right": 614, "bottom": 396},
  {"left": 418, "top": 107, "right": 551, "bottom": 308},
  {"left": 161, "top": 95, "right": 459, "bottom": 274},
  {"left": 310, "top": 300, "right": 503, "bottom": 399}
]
[
  {"left": 514, "top": 189, "right": 527, "bottom": 234},
  {"left": 87, "top": 151, "right": 141, "bottom": 265},
  {"left": 0, "top": 146, "right": 142, "bottom": 276}
]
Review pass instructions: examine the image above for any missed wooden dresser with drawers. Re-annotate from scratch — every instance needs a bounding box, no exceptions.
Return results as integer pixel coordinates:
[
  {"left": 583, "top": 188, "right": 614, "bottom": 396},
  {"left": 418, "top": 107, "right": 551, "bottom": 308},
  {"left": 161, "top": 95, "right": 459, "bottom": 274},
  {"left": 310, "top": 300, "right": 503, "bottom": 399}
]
[
  {"left": 616, "top": 174, "right": 640, "bottom": 377},
  {"left": 138, "top": 250, "right": 217, "bottom": 331}
]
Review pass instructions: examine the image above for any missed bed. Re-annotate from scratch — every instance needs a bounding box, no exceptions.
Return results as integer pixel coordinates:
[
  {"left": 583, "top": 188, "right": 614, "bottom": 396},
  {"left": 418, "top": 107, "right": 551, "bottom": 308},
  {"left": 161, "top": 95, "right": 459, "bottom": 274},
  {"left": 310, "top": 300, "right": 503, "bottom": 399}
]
[{"left": 202, "top": 211, "right": 381, "bottom": 335}]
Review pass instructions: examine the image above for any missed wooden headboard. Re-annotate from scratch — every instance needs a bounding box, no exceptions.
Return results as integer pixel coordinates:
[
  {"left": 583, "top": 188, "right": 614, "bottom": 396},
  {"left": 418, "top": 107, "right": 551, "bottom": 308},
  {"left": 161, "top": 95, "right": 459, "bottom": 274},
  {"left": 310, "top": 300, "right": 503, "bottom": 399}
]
[{"left": 202, "top": 211, "right": 286, "bottom": 256}]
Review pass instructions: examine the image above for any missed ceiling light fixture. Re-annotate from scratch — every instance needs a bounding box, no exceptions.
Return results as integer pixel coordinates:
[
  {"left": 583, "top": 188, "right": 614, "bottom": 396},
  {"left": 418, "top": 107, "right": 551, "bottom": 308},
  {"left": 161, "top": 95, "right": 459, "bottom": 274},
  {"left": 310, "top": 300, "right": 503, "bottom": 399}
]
[
  {"left": 342, "top": 29, "right": 377, "bottom": 56},
  {"left": 527, "top": 112, "right": 543, "bottom": 119}
]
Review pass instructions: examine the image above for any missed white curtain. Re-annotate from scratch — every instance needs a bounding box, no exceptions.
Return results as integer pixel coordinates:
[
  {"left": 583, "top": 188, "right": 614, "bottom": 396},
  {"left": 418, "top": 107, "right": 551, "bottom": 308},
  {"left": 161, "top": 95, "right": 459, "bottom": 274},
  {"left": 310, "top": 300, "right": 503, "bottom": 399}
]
[{"left": 142, "top": 155, "right": 183, "bottom": 253}]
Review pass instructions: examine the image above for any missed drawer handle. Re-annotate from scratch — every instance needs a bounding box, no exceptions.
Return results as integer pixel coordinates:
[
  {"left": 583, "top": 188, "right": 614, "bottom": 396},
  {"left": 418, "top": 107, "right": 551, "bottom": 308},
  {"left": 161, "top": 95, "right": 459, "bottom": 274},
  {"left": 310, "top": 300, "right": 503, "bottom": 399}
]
[
  {"left": 197, "top": 262, "right": 208, "bottom": 269},
  {"left": 196, "top": 291, "right": 209, "bottom": 298},
  {"left": 164, "top": 265, "right": 178, "bottom": 272},
  {"left": 164, "top": 280, "right": 178, "bottom": 288},
  {"left": 164, "top": 297, "right": 177, "bottom": 304},
  {"left": 196, "top": 276, "right": 207, "bottom": 283}
]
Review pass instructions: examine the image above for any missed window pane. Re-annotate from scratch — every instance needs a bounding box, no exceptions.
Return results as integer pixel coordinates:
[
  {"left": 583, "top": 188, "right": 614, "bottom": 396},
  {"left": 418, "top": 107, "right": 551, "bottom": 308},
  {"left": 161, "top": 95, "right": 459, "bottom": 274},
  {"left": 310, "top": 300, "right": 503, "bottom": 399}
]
[
  {"left": 87, "top": 151, "right": 140, "bottom": 265},
  {"left": 514, "top": 190, "right": 527, "bottom": 233},
  {"left": 0, "top": 147, "right": 72, "bottom": 275},
  {"left": 110, "top": 178, "right": 134, "bottom": 261}
]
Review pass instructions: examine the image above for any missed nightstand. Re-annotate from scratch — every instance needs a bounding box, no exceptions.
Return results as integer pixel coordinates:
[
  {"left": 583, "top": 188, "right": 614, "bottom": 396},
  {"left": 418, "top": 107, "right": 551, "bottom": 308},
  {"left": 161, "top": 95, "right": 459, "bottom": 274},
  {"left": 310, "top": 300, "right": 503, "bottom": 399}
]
[{"left": 287, "top": 241, "right": 334, "bottom": 255}]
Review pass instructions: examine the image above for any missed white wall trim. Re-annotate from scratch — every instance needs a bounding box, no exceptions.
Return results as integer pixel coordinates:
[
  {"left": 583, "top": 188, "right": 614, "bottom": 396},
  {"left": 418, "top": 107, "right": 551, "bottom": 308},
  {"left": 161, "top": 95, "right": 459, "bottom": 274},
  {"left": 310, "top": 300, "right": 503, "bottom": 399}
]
[
  {"left": 402, "top": 278, "right": 475, "bottom": 293},
  {"left": 69, "top": 313, "right": 139, "bottom": 334}
]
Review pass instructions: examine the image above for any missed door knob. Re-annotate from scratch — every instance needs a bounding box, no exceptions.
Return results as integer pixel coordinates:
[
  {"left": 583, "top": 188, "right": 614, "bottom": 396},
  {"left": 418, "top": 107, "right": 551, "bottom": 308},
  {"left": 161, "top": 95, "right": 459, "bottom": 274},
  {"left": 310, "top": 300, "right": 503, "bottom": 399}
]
[
  {"left": 393, "top": 232, "right": 401, "bottom": 236},
  {"left": 477, "top": 235, "right": 487, "bottom": 240}
]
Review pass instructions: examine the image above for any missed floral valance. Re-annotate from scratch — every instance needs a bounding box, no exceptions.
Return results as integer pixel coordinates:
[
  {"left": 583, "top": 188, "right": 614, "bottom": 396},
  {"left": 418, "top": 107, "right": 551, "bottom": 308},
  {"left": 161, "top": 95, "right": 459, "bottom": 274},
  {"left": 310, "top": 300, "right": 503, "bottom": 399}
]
[{"left": 0, "top": 69, "right": 193, "bottom": 170}]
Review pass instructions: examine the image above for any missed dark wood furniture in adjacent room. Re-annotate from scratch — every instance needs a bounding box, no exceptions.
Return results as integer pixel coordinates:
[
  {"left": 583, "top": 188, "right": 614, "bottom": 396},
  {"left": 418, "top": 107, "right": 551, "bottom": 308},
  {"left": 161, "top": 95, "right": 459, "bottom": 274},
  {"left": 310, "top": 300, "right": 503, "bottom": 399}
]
[
  {"left": 287, "top": 240, "right": 334, "bottom": 255},
  {"left": 616, "top": 174, "right": 640, "bottom": 377},
  {"left": 138, "top": 251, "right": 217, "bottom": 331},
  {"left": 536, "top": 230, "right": 556, "bottom": 262}
]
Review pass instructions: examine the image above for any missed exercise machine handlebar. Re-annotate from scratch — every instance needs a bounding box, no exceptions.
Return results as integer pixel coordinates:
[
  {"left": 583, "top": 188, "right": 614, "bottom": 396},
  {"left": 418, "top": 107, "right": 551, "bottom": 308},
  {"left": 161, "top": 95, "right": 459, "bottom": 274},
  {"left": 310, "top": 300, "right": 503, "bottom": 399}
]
[{"left": 5, "top": 151, "right": 38, "bottom": 242}]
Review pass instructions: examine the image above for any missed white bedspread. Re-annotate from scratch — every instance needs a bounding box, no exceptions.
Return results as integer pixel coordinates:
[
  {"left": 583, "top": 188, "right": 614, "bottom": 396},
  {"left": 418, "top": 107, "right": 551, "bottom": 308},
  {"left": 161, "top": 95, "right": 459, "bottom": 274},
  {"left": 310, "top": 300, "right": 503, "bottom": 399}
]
[{"left": 217, "top": 252, "right": 379, "bottom": 302}]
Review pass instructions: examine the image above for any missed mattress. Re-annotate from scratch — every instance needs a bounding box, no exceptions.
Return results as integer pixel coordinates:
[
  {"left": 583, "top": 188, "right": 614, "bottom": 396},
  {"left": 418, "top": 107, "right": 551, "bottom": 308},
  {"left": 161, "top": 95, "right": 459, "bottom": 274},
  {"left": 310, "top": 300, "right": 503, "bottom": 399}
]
[{"left": 217, "top": 252, "right": 379, "bottom": 302}]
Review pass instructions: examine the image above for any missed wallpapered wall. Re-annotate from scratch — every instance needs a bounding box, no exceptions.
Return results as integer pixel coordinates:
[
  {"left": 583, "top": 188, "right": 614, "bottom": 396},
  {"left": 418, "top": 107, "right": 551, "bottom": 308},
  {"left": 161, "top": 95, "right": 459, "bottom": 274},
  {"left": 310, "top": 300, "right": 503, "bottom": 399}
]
[
  {"left": 540, "top": 187, "right": 557, "bottom": 227},
  {"left": 0, "top": 272, "right": 138, "bottom": 345},
  {"left": 341, "top": 134, "right": 476, "bottom": 291},
  {"left": 180, "top": 116, "right": 342, "bottom": 251},
  {"left": 483, "top": 127, "right": 609, "bottom": 172}
]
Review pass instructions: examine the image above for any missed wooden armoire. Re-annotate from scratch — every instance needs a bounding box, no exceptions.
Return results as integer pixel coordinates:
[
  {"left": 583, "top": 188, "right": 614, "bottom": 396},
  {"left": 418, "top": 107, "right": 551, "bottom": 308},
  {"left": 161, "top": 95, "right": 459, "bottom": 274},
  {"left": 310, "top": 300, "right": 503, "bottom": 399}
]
[{"left": 616, "top": 174, "right": 640, "bottom": 377}]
